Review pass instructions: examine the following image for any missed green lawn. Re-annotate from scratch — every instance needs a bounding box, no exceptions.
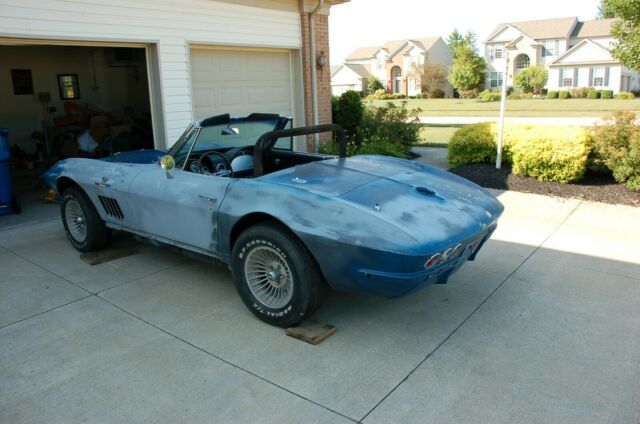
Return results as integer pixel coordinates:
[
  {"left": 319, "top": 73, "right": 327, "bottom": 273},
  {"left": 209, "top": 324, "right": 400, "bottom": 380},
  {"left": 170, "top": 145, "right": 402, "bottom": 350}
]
[
  {"left": 369, "top": 98, "right": 640, "bottom": 117},
  {"left": 416, "top": 126, "right": 459, "bottom": 147}
]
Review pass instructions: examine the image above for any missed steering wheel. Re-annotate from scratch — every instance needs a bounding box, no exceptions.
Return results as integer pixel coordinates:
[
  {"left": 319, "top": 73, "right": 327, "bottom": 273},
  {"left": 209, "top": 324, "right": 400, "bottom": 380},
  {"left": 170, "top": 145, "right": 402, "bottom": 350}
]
[{"left": 196, "top": 150, "right": 233, "bottom": 177}]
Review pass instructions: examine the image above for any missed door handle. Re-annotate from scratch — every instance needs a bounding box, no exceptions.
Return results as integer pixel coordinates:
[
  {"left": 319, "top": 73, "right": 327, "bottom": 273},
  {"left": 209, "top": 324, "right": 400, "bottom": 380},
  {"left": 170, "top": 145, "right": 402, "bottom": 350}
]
[{"left": 198, "top": 194, "right": 217, "bottom": 210}]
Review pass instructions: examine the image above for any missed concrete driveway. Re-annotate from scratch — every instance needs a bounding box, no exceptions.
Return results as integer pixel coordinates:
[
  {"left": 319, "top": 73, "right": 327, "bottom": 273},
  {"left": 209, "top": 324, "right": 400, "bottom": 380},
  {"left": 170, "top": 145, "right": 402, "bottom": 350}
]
[{"left": 1, "top": 191, "right": 639, "bottom": 423}]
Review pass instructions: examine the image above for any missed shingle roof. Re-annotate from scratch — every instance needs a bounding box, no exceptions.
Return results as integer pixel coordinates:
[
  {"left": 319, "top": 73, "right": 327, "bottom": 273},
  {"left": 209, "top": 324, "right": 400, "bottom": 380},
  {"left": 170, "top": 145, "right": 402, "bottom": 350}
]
[
  {"left": 347, "top": 36, "right": 441, "bottom": 61},
  {"left": 345, "top": 45, "right": 381, "bottom": 60},
  {"left": 489, "top": 17, "right": 577, "bottom": 40},
  {"left": 344, "top": 63, "right": 371, "bottom": 78},
  {"left": 571, "top": 18, "right": 617, "bottom": 38}
]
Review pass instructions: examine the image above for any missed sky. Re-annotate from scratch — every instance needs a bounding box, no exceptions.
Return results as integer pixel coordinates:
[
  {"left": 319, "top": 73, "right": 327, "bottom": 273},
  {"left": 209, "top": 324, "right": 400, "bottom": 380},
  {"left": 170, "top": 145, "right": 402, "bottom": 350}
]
[{"left": 329, "top": 0, "right": 602, "bottom": 64}]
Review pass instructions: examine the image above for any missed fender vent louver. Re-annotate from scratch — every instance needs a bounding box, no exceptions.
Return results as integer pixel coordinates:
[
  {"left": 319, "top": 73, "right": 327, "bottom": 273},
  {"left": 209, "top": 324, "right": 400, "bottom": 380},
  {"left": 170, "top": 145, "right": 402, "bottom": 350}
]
[{"left": 98, "top": 196, "right": 124, "bottom": 220}]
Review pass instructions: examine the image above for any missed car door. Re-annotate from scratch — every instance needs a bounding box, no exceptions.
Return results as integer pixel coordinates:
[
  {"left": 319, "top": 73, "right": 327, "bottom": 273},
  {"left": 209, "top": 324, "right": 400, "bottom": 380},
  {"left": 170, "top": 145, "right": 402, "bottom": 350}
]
[{"left": 128, "top": 165, "right": 230, "bottom": 253}]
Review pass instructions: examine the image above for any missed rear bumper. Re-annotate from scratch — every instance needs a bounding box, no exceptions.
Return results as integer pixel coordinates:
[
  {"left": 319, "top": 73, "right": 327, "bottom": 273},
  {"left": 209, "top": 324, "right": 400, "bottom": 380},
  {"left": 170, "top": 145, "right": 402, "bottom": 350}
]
[{"left": 356, "top": 224, "right": 496, "bottom": 298}]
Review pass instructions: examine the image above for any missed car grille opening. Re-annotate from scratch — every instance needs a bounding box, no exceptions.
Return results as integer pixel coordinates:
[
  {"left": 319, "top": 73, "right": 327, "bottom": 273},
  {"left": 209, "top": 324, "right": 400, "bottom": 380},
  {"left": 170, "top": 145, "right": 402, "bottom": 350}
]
[{"left": 98, "top": 196, "right": 124, "bottom": 220}]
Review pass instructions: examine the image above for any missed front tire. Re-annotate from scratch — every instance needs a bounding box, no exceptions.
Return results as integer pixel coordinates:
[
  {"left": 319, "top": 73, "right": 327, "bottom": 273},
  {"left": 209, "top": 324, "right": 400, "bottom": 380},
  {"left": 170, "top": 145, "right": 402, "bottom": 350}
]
[
  {"left": 231, "top": 223, "right": 326, "bottom": 328},
  {"left": 61, "top": 187, "right": 109, "bottom": 252}
]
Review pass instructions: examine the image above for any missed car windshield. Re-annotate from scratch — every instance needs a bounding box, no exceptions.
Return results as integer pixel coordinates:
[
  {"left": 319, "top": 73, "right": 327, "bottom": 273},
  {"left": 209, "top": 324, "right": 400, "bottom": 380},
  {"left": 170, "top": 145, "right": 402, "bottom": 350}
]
[{"left": 193, "top": 119, "right": 281, "bottom": 152}]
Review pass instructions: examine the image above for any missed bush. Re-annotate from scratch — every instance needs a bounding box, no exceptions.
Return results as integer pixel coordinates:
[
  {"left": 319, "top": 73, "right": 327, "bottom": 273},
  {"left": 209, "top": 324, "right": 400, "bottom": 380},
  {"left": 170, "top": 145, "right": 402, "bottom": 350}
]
[
  {"left": 367, "top": 76, "right": 384, "bottom": 93},
  {"left": 447, "top": 123, "right": 497, "bottom": 167},
  {"left": 558, "top": 91, "right": 571, "bottom": 99},
  {"left": 334, "top": 91, "right": 364, "bottom": 140},
  {"left": 508, "top": 92, "right": 534, "bottom": 100},
  {"left": 447, "top": 122, "right": 591, "bottom": 183},
  {"left": 426, "top": 88, "right": 445, "bottom": 99},
  {"left": 569, "top": 87, "right": 590, "bottom": 98},
  {"left": 599, "top": 90, "right": 614, "bottom": 99},
  {"left": 591, "top": 111, "right": 640, "bottom": 191},
  {"left": 547, "top": 91, "right": 559, "bottom": 99},
  {"left": 321, "top": 101, "right": 422, "bottom": 159},
  {"left": 632, "top": 89, "right": 640, "bottom": 97},
  {"left": 616, "top": 92, "right": 636, "bottom": 99},
  {"left": 587, "top": 89, "right": 600, "bottom": 99},
  {"left": 514, "top": 66, "right": 548, "bottom": 94},
  {"left": 479, "top": 89, "right": 501, "bottom": 102},
  {"left": 392, "top": 93, "right": 406, "bottom": 99}
]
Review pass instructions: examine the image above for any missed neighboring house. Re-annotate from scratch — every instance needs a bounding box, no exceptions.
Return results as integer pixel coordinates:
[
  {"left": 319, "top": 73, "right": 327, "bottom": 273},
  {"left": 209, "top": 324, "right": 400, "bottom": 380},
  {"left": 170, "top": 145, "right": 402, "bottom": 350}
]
[
  {"left": 332, "top": 37, "right": 453, "bottom": 96},
  {"left": 0, "top": 0, "right": 347, "bottom": 153},
  {"left": 484, "top": 17, "right": 640, "bottom": 94}
]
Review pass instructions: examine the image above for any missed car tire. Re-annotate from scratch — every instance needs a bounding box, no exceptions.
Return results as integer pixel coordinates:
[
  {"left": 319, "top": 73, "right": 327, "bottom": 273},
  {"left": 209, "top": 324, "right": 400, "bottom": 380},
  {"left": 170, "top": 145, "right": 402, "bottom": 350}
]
[
  {"left": 61, "top": 186, "right": 110, "bottom": 253},
  {"left": 231, "top": 222, "right": 327, "bottom": 328}
]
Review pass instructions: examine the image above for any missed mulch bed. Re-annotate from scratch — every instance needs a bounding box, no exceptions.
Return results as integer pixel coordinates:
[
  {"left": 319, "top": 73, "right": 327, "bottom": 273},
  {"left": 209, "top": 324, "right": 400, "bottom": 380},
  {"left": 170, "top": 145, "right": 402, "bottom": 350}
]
[{"left": 449, "top": 163, "right": 640, "bottom": 207}]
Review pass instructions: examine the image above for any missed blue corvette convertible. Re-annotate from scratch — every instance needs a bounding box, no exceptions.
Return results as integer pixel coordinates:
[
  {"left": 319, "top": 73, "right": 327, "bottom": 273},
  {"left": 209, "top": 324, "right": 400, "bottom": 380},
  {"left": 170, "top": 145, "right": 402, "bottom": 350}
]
[{"left": 44, "top": 113, "right": 503, "bottom": 327}]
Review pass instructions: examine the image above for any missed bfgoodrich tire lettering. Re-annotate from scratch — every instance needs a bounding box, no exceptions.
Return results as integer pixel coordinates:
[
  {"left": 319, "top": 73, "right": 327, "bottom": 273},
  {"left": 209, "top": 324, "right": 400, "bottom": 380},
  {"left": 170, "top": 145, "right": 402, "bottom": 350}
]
[
  {"left": 61, "top": 187, "right": 110, "bottom": 253},
  {"left": 231, "top": 222, "right": 326, "bottom": 327}
]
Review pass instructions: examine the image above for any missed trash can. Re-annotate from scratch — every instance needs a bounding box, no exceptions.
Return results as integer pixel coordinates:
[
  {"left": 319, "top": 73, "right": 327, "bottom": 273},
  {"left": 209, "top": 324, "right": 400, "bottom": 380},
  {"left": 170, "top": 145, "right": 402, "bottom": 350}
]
[{"left": 0, "top": 128, "right": 18, "bottom": 216}]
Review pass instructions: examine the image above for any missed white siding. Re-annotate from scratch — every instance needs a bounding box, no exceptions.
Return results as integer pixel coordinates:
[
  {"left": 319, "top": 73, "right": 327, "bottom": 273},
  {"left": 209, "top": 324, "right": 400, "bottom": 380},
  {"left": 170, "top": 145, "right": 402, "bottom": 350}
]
[{"left": 0, "top": 0, "right": 301, "bottom": 147}]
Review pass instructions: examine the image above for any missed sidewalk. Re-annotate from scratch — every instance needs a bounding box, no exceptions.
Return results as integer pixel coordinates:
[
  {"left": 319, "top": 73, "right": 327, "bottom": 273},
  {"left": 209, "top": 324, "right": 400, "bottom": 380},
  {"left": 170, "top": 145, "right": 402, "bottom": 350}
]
[{"left": 419, "top": 116, "right": 600, "bottom": 126}]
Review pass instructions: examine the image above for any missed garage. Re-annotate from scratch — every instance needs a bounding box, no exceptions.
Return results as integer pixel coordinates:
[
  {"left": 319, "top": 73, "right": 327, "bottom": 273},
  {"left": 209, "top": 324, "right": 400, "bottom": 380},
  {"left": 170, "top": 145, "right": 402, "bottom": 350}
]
[{"left": 190, "top": 47, "right": 295, "bottom": 121}]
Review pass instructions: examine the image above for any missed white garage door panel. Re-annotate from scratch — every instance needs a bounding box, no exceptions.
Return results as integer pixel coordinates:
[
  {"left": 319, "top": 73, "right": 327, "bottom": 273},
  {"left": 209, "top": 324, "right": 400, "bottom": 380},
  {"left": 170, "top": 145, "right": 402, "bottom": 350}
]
[{"left": 190, "top": 48, "right": 293, "bottom": 120}]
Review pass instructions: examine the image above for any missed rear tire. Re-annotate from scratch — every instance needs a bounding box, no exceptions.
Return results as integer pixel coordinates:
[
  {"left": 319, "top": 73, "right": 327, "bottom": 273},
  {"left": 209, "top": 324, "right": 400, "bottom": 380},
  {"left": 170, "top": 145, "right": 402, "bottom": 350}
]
[
  {"left": 61, "top": 187, "right": 109, "bottom": 252},
  {"left": 231, "top": 222, "right": 326, "bottom": 328}
]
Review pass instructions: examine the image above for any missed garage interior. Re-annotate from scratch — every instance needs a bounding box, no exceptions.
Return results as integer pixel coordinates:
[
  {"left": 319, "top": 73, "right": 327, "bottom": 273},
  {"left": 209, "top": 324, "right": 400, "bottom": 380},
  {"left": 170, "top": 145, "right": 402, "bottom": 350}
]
[{"left": 0, "top": 43, "right": 154, "bottom": 218}]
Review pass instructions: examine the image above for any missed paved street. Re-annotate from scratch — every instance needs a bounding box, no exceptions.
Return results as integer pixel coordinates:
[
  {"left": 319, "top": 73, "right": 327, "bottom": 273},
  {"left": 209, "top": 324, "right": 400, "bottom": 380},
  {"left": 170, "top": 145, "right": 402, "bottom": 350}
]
[{"left": 1, "top": 191, "right": 639, "bottom": 423}]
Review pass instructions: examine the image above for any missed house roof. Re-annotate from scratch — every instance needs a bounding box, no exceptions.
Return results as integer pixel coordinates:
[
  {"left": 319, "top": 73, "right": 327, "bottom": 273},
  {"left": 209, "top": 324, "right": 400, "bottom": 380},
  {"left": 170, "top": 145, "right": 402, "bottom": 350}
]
[
  {"left": 549, "top": 39, "right": 616, "bottom": 66},
  {"left": 571, "top": 18, "right": 617, "bottom": 38},
  {"left": 488, "top": 17, "right": 577, "bottom": 41},
  {"left": 345, "top": 45, "right": 381, "bottom": 60},
  {"left": 344, "top": 63, "right": 371, "bottom": 78},
  {"left": 346, "top": 36, "right": 441, "bottom": 61}
]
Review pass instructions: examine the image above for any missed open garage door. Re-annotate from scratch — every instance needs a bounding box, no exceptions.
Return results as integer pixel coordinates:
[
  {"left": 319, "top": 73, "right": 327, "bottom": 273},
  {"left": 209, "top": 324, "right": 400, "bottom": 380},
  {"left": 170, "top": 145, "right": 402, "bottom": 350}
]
[{"left": 190, "top": 47, "right": 294, "bottom": 121}]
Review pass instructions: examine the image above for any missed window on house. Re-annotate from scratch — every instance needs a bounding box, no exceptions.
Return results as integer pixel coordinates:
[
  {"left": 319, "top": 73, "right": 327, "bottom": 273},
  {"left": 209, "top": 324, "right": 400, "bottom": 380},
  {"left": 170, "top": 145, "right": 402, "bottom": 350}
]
[
  {"left": 515, "top": 54, "right": 530, "bottom": 70},
  {"left": 542, "top": 40, "right": 558, "bottom": 57},
  {"left": 593, "top": 67, "right": 605, "bottom": 86},
  {"left": 489, "top": 71, "right": 503, "bottom": 88},
  {"left": 377, "top": 59, "right": 384, "bottom": 71},
  {"left": 494, "top": 47, "right": 503, "bottom": 59},
  {"left": 563, "top": 77, "right": 573, "bottom": 87}
]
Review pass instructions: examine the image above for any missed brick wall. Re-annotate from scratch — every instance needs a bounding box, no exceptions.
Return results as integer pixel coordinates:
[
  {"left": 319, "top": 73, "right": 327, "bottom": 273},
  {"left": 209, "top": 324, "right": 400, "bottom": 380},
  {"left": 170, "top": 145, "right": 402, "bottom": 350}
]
[{"left": 300, "top": 12, "right": 332, "bottom": 150}]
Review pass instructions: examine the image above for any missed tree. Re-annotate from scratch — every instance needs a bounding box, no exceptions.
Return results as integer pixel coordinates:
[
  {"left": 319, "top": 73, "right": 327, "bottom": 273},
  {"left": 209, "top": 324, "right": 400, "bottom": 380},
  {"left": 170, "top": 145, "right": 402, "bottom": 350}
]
[
  {"left": 447, "top": 45, "right": 487, "bottom": 98},
  {"left": 410, "top": 62, "right": 447, "bottom": 97},
  {"left": 367, "top": 75, "right": 384, "bottom": 93},
  {"left": 334, "top": 90, "right": 363, "bottom": 140},
  {"left": 447, "top": 29, "right": 479, "bottom": 58},
  {"left": 608, "top": 0, "right": 640, "bottom": 71},
  {"left": 597, "top": 0, "right": 615, "bottom": 19},
  {"left": 514, "top": 66, "right": 548, "bottom": 94}
]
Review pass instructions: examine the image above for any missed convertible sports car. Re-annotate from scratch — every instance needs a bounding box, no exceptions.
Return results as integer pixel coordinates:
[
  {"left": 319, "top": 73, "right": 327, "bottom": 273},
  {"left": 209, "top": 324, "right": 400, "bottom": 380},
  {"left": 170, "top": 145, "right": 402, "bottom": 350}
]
[{"left": 44, "top": 113, "right": 503, "bottom": 327}]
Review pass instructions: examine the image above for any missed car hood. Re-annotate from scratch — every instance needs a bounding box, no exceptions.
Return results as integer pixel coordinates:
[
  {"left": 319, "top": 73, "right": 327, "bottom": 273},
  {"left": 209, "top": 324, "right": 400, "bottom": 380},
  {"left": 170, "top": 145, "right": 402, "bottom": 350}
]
[{"left": 262, "top": 155, "right": 503, "bottom": 249}]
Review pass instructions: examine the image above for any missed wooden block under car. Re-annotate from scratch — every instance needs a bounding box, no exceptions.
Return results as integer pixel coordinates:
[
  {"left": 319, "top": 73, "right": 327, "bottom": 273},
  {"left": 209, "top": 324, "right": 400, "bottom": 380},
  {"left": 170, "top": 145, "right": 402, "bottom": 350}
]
[
  {"left": 285, "top": 321, "right": 336, "bottom": 345},
  {"left": 80, "top": 247, "right": 138, "bottom": 265}
]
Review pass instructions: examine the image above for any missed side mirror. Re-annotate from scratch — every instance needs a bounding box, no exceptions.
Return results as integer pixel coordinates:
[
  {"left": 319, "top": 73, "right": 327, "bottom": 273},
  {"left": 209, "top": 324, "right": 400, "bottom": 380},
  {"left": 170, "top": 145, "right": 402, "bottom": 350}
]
[{"left": 160, "top": 155, "right": 175, "bottom": 174}]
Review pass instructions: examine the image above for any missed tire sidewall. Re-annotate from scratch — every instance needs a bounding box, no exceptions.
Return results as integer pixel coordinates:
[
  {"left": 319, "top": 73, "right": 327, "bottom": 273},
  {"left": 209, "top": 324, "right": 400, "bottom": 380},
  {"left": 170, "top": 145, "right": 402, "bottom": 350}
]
[
  {"left": 232, "top": 226, "right": 312, "bottom": 327},
  {"left": 61, "top": 188, "right": 99, "bottom": 252}
]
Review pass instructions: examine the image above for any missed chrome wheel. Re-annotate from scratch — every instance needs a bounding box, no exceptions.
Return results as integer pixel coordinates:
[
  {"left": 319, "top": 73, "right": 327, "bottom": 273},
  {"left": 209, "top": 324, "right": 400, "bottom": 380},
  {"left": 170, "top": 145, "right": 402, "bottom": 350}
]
[
  {"left": 65, "top": 199, "right": 87, "bottom": 243},
  {"left": 244, "top": 246, "right": 294, "bottom": 309}
]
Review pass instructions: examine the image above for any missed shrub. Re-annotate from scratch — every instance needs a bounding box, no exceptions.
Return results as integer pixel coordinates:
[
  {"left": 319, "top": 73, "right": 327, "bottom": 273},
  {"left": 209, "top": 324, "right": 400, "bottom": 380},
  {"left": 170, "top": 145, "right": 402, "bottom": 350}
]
[
  {"left": 514, "top": 66, "right": 548, "bottom": 94},
  {"left": 334, "top": 91, "right": 364, "bottom": 140},
  {"left": 547, "top": 91, "right": 559, "bottom": 99},
  {"left": 616, "top": 92, "right": 636, "bottom": 99},
  {"left": 367, "top": 76, "right": 384, "bottom": 93},
  {"left": 569, "top": 87, "right": 590, "bottom": 98},
  {"left": 632, "top": 89, "right": 640, "bottom": 97},
  {"left": 459, "top": 88, "right": 480, "bottom": 99},
  {"left": 587, "top": 89, "right": 600, "bottom": 99},
  {"left": 508, "top": 92, "right": 534, "bottom": 100},
  {"left": 591, "top": 111, "right": 640, "bottom": 191},
  {"left": 322, "top": 101, "right": 422, "bottom": 159},
  {"left": 392, "top": 93, "right": 406, "bottom": 99},
  {"left": 479, "top": 90, "right": 501, "bottom": 102},
  {"left": 447, "top": 123, "right": 497, "bottom": 167},
  {"left": 427, "top": 88, "right": 445, "bottom": 99},
  {"left": 558, "top": 91, "right": 571, "bottom": 99},
  {"left": 447, "top": 122, "right": 591, "bottom": 183},
  {"left": 599, "top": 89, "right": 614, "bottom": 99}
]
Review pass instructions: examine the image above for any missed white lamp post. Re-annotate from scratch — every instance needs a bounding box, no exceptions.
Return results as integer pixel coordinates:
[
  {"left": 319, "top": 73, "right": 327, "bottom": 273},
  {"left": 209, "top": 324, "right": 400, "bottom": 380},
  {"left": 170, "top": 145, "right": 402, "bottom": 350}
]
[{"left": 496, "top": 43, "right": 516, "bottom": 169}]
